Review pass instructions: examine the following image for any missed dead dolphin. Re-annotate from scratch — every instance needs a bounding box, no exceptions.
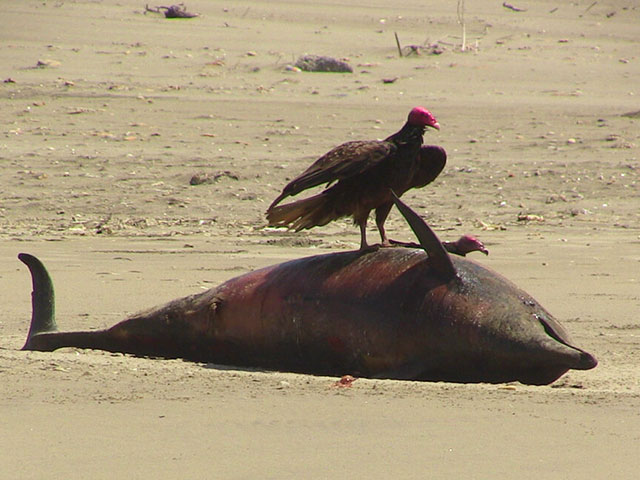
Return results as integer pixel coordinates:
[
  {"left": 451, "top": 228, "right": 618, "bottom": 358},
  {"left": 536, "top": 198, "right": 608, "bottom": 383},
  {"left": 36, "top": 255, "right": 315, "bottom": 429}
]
[{"left": 19, "top": 196, "right": 596, "bottom": 385}]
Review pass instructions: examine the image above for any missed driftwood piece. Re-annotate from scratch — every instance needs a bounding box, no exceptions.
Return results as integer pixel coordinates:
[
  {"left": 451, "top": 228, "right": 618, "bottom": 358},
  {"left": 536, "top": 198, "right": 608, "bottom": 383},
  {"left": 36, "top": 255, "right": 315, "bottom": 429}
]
[
  {"left": 502, "top": 2, "right": 527, "bottom": 12},
  {"left": 394, "top": 33, "right": 445, "bottom": 57},
  {"left": 144, "top": 3, "right": 199, "bottom": 18},
  {"left": 403, "top": 44, "right": 444, "bottom": 56},
  {"left": 579, "top": 1, "right": 598, "bottom": 17},
  {"left": 394, "top": 32, "right": 403, "bottom": 57},
  {"left": 621, "top": 110, "right": 640, "bottom": 119}
]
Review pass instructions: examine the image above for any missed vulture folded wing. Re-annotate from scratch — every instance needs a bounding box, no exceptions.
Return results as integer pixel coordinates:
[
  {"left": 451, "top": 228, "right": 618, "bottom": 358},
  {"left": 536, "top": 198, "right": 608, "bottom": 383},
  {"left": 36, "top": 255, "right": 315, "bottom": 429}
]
[
  {"left": 269, "top": 140, "right": 395, "bottom": 209},
  {"left": 410, "top": 145, "right": 447, "bottom": 189}
]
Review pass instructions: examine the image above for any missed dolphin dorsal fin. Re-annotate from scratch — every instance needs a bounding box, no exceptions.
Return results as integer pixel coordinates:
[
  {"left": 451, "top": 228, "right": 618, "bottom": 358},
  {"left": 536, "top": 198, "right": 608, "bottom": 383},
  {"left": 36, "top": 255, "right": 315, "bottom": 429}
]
[{"left": 391, "top": 192, "right": 457, "bottom": 281}]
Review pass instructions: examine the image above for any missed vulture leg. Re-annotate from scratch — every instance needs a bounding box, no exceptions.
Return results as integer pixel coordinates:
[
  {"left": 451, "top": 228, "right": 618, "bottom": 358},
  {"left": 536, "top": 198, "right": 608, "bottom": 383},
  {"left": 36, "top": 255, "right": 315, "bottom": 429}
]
[
  {"left": 358, "top": 219, "right": 369, "bottom": 250},
  {"left": 375, "top": 202, "right": 394, "bottom": 247}
]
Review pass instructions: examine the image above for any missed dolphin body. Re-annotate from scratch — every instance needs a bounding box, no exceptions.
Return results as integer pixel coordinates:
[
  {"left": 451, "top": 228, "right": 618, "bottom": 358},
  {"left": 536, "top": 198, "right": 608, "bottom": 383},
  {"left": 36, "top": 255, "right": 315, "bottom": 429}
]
[{"left": 20, "top": 196, "right": 596, "bottom": 385}]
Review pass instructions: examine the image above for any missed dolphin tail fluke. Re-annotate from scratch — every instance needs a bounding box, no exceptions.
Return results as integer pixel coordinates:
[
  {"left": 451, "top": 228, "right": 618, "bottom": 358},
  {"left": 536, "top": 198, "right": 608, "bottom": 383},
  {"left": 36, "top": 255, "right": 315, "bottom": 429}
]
[{"left": 19, "top": 253, "right": 58, "bottom": 350}]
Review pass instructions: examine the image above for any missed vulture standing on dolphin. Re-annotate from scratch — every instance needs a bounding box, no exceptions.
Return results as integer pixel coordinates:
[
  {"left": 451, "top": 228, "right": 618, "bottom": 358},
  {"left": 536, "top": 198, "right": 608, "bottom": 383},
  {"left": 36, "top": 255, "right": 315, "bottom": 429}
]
[{"left": 266, "top": 106, "right": 446, "bottom": 249}]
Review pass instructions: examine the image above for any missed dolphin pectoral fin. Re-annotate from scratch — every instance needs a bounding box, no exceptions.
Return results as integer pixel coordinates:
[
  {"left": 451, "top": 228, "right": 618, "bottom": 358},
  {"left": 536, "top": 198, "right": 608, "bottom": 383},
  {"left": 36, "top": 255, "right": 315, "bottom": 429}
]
[
  {"left": 19, "top": 253, "right": 57, "bottom": 350},
  {"left": 390, "top": 191, "right": 457, "bottom": 281},
  {"left": 537, "top": 315, "right": 598, "bottom": 371}
]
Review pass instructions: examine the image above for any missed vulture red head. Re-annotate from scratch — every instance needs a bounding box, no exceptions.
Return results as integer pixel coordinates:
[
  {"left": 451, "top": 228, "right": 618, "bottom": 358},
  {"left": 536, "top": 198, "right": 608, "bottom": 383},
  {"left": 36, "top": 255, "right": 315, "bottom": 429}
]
[
  {"left": 408, "top": 106, "right": 440, "bottom": 130},
  {"left": 454, "top": 235, "right": 489, "bottom": 256}
]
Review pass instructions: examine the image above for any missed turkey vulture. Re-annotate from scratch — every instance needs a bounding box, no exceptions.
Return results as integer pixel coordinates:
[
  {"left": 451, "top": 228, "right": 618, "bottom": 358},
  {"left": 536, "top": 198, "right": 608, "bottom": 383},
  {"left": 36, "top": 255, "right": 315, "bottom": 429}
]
[
  {"left": 266, "top": 106, "right": 446, "bottom": 249},
  {"left": 442, "top": 235, "right": 489, "bottom": 256}
]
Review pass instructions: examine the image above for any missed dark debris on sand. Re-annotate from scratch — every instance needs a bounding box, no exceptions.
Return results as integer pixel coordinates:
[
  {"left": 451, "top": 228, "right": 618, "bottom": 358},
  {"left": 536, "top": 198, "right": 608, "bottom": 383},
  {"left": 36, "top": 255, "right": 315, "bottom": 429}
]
[{"left": 294, "top": 55, "right": 353, "bottom": 73}]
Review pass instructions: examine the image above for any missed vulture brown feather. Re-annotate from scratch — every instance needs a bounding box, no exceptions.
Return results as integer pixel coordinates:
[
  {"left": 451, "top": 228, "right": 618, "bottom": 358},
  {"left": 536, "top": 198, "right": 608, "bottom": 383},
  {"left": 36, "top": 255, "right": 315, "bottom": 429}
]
[{"left": 266, "top": 107, "right": 446, "bottom": 249}]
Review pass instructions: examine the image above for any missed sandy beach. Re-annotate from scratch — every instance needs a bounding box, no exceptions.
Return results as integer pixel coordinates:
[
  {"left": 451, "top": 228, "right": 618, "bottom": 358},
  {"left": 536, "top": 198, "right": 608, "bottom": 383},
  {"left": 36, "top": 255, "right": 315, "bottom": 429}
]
[{"left": 1, "top": 1, "right": 639, "bottom": 478}]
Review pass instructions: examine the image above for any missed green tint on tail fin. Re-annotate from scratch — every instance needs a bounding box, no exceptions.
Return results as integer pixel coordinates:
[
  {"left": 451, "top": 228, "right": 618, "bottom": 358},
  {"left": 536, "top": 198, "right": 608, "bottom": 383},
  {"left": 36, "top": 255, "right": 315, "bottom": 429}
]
[{"left": 19, "top": 253, "right": 57, "bottom": 349}]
